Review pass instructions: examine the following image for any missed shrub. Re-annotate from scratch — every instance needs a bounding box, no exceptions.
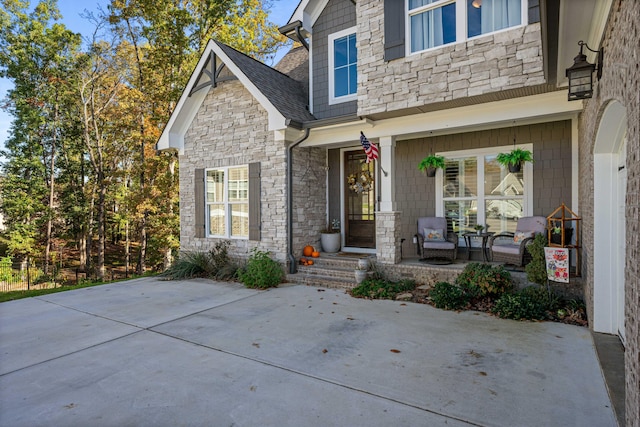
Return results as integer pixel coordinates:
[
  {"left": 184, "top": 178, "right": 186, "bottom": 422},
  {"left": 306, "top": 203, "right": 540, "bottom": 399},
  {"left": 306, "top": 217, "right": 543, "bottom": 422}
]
[
  {"left": 208, "top": 241, "right": 232, "bottom": 276},
  {"left": 455, "top": 263, "right": 512, "bottom": 297},
  {"left": 350, "top": 278, "right": 415, "bottom": 299},
  {"left": 160, "top": 251, "right": 214, "bottom": 279},
  {"left": 525, "top": 233, "right": 548, "bottom": 286},
  {"left": 238, "top": 248, "right": 283, "bottom": 289},
  {"left": 429, "top": 282, "right": 469, "bottom": 310},
  {"left": 493, "top": 286, "right": 559, "bottom": 320},
  {"left": 160, "top": 241, "right": 236, "bottom": 280}
]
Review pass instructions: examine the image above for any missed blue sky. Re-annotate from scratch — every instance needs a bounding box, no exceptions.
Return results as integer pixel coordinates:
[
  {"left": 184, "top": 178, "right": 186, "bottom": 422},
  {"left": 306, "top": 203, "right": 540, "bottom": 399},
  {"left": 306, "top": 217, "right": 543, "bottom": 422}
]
[{"left": 0, "top": 0, "right": 299, "bottom": 155}]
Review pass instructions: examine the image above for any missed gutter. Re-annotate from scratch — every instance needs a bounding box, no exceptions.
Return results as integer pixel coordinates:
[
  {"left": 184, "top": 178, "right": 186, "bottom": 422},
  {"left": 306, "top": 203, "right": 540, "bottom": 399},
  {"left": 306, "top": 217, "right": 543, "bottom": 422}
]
[
  {"left": 286, "top": 127, "right": 311, "bottom": 274},
  {"left": 278, "top": 20, "right": 309, "bottom": 51}
]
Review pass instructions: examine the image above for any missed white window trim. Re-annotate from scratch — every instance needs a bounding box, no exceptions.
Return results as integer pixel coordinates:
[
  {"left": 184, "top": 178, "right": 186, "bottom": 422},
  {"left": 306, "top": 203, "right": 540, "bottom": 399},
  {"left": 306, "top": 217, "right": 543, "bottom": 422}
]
[
  {"left": 435, "top": 143, "right": 533, "bottom": 227},
  {"left": 405, "top": 0, "right": 527, "bottom": 56},
  {"left": 205, "top": 165, "right": 249, "bottom": 239},
  {"left": 328, "top": 26, "right": 357, "bottom": 105}
]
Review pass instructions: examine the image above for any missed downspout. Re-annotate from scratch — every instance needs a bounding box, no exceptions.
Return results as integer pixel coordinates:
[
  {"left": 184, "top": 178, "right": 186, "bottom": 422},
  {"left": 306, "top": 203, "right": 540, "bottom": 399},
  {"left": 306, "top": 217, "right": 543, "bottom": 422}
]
[
  {"left": 295, "top": 24, "right": 309, "bottom": 51},
  {"left": 287, "top": 128, "right": 311, "bottom": 273}
]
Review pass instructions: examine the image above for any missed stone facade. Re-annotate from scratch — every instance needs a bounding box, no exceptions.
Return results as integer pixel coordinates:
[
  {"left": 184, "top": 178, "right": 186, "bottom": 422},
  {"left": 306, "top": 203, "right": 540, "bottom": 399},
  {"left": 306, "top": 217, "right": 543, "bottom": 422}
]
[
  {"left": 180, "top": 80, "right": 283, "bottom": 259},
  {"left": 355, "top": 0, "right": 546, "bottom": 116},
  {"left": 395, "top": 122, "right": 573, "bottom": 250},
  {"left": 376, "top": 211, "right": 401, "bottom": 264},
  {"left": 181, "top": 80, "right": 328, "bottom": 266},
  {"left": 578, "top": 1, "right": 640, "bottom": 424},
  {"left": 290, "top": 145, "right": 328, "bottom": 258}
]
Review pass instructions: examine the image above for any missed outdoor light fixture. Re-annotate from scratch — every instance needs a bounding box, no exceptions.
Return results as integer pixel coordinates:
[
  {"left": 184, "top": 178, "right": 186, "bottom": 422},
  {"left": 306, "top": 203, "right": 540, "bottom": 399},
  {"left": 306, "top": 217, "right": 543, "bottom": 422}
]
[
  {"left": 472, "top": 0, "right": 482, "bottom": 8},
  {"left": 565, "top": 40, "right": 603, "bottom": 101}
]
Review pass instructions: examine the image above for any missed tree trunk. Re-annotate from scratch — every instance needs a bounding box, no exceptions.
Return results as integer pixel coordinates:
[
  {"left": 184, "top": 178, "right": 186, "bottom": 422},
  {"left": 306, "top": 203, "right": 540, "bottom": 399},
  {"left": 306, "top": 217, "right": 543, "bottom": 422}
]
[
  {"left": 162, "top": 154, "right": 177, "bottom": 270},
  {"left": 125, "top": 220, "right": 130, "bottom": 278},
  {"left": 97, "top": 173, "right": 106, "bottom": 281},
  {"left": 79, "top": 231, "right": 86, "bottom": 269},
  {"left": 43, "top": 102, "right": 59, "bottom": 275}
]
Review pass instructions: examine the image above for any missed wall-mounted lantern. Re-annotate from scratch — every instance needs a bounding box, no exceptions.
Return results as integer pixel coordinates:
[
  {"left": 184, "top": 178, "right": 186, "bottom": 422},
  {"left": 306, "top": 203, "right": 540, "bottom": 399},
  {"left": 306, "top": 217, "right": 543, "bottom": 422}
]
[{"left": 565, "top": 40, "right": 603, "bottom": 101}]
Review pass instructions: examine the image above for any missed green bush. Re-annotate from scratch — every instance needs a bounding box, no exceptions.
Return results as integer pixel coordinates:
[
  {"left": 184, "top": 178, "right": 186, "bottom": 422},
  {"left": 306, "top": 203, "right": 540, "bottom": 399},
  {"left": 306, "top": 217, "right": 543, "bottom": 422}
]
[
  {"left": 493, "top": 286, "right": 559, "bottom": 320},
  {"left": 455, "top": 262, "right": 512, "bottom": 297},
  {"left": 350, "top": 278, "right": 415, "bottom": 299},
  {"left": 0, "top": 256, "right": 14, "bottom": 281},
  {"left": 429, "top": 281, "right": 469, "bottom": 310},
  {"left": 238, "top": 248, "right": 283, "bottom": 289},
  {"left": 526, "top": 233, "right": 548, "bottom": 286}
]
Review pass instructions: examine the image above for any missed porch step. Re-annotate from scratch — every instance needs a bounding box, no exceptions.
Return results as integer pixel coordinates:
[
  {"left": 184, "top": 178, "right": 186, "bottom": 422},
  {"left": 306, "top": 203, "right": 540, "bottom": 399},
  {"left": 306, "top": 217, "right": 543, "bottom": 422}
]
[{"left": 286, "top": 253, "right": 373, "bottom": 290}]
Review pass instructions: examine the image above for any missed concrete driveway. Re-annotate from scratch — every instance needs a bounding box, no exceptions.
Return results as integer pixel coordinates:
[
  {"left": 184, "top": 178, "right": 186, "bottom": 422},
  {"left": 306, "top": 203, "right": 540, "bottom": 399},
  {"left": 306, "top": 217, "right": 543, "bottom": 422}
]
[{"left": 0, "top": 277, "right": 616, "bottom": 426}]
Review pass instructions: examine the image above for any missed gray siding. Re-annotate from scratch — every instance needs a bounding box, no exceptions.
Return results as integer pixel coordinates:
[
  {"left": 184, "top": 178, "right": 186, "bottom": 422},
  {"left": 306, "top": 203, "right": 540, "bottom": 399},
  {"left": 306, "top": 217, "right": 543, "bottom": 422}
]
[
  {"left": 312, "top": 0, "right": 357, "bottom": 119},
  {"left": 395, "top": 121, "right": 572, "bottom": 249}
]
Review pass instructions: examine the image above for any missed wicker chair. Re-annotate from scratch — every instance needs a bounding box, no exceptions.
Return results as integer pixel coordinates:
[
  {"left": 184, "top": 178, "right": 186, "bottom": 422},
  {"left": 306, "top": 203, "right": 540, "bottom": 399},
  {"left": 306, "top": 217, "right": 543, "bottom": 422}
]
[
  {"left": 488, "top": 216, "right": 546, "bottom": 266},
  {"left": 415, "top": 217, "right": 458, "bottom": 261}
]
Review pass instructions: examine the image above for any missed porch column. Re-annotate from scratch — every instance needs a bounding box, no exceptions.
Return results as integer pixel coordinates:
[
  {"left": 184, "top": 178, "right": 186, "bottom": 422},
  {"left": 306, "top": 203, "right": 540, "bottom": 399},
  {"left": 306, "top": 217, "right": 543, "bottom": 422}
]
[
  {"left": 376, "top": 136, "right": 401, "bottom": 264},
  {"left": 376, "top": 212, "right": 401, "bottom": 264},
  {"left": 378, "top": 136, "right": 396, "bottom": 212}
]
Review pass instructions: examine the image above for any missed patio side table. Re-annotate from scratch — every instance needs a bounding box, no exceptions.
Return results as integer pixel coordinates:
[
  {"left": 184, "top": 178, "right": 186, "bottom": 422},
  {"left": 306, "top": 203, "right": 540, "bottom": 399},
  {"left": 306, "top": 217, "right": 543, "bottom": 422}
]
[{"left": 463, "top": 232, "right": 494, "bottom": 262}]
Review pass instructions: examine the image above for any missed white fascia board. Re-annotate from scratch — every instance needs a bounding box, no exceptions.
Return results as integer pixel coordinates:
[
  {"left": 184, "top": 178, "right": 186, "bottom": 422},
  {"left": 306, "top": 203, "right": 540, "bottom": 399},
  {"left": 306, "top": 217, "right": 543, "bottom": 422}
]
[
  {"left": 289, "top": 0, "right": 328, "bottom": 31},
  {"left": 288, "top": 0, "right": 309, "bottom": 25},
  {"left": 156, "top": 40, "right": 217, "bottom": 154},
  {"left": 157, "top": 40, "right": 288, "bottom": 154},
  {"left": 301, "top": 91, "right": 583, "bottom": 146}
]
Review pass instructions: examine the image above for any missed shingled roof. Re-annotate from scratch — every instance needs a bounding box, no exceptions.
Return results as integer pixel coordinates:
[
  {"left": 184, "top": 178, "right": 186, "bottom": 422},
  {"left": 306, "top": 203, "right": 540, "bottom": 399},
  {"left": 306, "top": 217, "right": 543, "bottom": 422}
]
[{"left": 215, "top": 41, "right": 315, "bottom": 126}]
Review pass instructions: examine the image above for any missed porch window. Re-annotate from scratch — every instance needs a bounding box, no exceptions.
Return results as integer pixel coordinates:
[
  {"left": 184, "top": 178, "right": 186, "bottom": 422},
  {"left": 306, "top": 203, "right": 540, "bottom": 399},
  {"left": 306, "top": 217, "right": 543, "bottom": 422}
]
[
  {"left": 436, "top": 145, "right": 532, "bottom": 236},
  {"left": 408, "top": 0, "right": 525, "bottom": 54},
  {"left": 206, "top": 166, "right": 249, "bottom": 238},
  {"left": 329, "top": 27, "right": 357, "bottom": 104}
]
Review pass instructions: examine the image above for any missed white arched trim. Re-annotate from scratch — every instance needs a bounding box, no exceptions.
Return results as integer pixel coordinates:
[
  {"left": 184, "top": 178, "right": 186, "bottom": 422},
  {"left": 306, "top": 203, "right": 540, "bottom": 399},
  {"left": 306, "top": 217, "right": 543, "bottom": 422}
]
[{"left": 593, "top": 101, "right": 627, "bottom": 337}]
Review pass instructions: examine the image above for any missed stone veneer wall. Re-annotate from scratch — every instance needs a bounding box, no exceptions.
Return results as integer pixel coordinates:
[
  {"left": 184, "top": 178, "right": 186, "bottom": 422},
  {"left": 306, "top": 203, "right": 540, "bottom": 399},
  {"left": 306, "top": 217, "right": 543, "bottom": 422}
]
[
  {"left": 181, "top": 80, "right": 286, "bottom": 261},
  {"left": 181, "top": 80, "right": 328, "bottom": 267},
  {"left": 376, "top": 211, "right": 401, "bottom": 264},
  {"left": 578, "top": 1, "right": 640, "bottom": 424},
  {"left": 290, "top": 146, "right": 328, "bottom": 258},
  {"left": 356, "top": 0, "right": 546, "bottom": 116},
  {"left": 395, "top": 122, "right": 572, "bottom": 251}
]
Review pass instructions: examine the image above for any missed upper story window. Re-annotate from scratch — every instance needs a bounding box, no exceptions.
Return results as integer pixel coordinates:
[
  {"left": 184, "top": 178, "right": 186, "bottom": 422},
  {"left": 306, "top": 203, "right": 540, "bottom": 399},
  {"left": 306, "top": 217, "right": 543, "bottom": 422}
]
[
  {"left": 408, "top": 0, "right": 524, "bottom": 54},
  {"left": 206, "top": 166, "right": 249, "bottom": 238},
  {"left": 329, "top": 27, "right": 357, "bottom": 104}
]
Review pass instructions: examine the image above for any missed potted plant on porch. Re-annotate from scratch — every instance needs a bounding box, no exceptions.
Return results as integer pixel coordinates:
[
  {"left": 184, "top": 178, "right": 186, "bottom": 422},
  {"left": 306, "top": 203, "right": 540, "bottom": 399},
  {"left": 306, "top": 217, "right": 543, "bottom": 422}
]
[
  {"left": 320, "top": 219, "right": 341, "bottom": 253},
  {"left": 496, "top": 148, "right": 533, "bottom": 173},
  {"left": 418, "top": 154, "right": 446, "bottom": 177}
]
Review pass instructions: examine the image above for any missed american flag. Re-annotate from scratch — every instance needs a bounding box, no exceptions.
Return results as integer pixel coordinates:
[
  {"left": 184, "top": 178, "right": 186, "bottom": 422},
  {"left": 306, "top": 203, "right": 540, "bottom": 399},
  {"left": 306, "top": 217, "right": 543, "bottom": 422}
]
[{"left": 360, "top": 132, "right": 378, "bottom": 163}]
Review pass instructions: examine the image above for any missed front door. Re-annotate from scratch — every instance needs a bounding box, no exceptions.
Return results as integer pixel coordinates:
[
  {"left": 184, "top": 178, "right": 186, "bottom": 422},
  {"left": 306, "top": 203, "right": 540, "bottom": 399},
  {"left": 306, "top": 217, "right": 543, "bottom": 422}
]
[{"left": 344, "top": 151, "right": 376, "bottom": 248}]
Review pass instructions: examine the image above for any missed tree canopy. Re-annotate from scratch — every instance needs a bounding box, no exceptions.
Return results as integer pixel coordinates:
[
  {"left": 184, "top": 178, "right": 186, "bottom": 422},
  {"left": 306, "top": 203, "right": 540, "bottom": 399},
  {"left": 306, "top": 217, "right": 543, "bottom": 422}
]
[{"left": 0, "top": 0, "right": 286, "bottom": 279}]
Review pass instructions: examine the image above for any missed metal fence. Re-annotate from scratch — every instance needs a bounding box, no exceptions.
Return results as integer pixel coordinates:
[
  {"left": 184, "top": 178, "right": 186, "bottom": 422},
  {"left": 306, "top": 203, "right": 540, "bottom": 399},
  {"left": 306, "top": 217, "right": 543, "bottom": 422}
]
[{"left": 0, "top": 258, "right": 61, "bottom": 293}]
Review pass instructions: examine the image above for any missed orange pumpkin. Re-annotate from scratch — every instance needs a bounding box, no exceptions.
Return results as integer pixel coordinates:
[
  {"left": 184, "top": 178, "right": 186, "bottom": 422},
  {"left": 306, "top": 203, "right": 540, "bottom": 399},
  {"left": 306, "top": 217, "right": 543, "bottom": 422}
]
[
  {"left": 303, "top": 245, "right": 314, "bottom": 257},
  {"left": 311, "top": 251, "right": 320, "bottom": 258},
  {"left": 307, "top": 260, "right": 314, "bottom": 265}
]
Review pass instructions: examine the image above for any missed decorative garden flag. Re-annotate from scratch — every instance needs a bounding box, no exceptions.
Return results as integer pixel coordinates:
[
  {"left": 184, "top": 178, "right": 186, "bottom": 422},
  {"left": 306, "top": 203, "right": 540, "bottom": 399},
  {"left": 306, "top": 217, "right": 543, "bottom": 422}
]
[
  {"left": 360, "top": 132, "right": 378, "bottom": 163},
  {"left": 544, "top": 247, "right": 569, "bottom": 283}
]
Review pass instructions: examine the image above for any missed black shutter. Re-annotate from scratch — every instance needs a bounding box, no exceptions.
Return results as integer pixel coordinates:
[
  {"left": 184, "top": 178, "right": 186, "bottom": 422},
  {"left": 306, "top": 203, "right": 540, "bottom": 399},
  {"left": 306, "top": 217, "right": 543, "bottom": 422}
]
[
  {"left": 194, "top": 168, "right": 205, "bottom": 238},
  {"left": 384, "top": 0, "right": 405, "bottom": 61},
  {"left": 248, "top": 162, "right": 261, "bottom": 241}
]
